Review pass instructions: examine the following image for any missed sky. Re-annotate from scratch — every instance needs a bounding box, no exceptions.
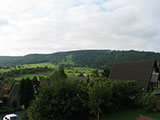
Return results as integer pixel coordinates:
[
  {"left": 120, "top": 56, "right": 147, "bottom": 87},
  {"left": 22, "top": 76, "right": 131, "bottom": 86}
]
[{"left": 0, "top": 0, "right": 160, "bottom": 56}]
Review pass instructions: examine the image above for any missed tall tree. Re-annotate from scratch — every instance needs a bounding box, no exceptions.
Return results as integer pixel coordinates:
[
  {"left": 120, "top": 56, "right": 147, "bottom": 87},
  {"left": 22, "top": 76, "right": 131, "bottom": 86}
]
[
  {"left": 50, "top": 66, "right": 67, "bottom": 81},
  {"left": 18, "top": 78, "right": 34, "bottom": 108}
]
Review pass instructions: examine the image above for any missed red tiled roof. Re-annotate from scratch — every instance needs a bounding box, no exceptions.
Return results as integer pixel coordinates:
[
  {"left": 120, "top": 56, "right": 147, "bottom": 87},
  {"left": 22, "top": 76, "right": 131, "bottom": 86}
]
[
  {"left": 3, "top": 84, "right": 12, "bottom": 89},
  {"left": 137, "top": 115, "right": 160, "bottom": 120}
]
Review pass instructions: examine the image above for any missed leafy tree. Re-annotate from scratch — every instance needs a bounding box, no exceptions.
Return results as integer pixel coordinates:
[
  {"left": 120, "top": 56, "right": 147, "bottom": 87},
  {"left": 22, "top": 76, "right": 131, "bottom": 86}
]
[
  {"left": 77, "top": 72, "right": 84, "bottom": 77},
  {"left": 18, "top": 79, "right": 26, "bottom": 105},
  {"left": 91, "top": 69, "right": 99, "bottom": 78},
  {"left": 101, "top": 69, "right": 110, "bottom": 78},
  {"left": 112, "top": 80, "right": 140, "bottom": 109},
  {"left": 88, "top": 80, "right": 113, "bottom": 120},
  {"left": 50, "top": 67, "right": 67, "bottom": 81},
  {"left": 18, "top": 78, "right": 34, "bottom": 108},
  {"left": 28, "top": 80, "right": 89, "bottom": 120}
]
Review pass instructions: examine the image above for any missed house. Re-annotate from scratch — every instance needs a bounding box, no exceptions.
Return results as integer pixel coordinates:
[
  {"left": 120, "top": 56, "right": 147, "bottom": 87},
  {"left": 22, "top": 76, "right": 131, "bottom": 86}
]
[
  {"left": 0, "top": 82, "right": 19, "bottom": 106},
  {"left": 109, "top": 60, "right": 159, "bottom": 91},
  {"left": 6, "top": 82, "right": 20, "bottom": 106},
  {"left": 3, "top": 83, "right": 12, "bottom": 90}
]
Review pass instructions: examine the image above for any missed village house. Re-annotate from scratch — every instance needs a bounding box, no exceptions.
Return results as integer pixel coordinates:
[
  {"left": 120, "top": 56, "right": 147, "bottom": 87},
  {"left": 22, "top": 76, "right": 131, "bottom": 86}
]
[
  {"left": 0, "top": 82, "right": 19, "bottom": 106},
  {"left": 3, "top": 83, "right": 12, "bottom": 91},
  {"left": 109, "top": 59, "right": 159, "bottom": 91}
]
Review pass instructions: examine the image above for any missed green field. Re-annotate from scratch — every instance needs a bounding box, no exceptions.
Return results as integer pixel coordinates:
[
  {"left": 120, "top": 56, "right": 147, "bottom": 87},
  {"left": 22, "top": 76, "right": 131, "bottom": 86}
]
[
  {"left": 65, "top": 67, "right": 102, "bottom": 77},
  {"left": 0, "top": 62, "right": 56, "bottom": 73},
  {"left": 101, "top": 109, "right": 160, "bottom": 120},
  {"left": 15, "top": 62, "right": 56, "bottom": 69},
  {"left": 0, "top": 62, "right": 102, "bottom": 80},
  {"left": 14, "top": 74, "right": 48, "bottom": 81},
  {"left": 13, "top": 66, "right": 101, "bottom": 80},
  {"left": 0, "top": 69, "right": 10, "bottom": 72}
]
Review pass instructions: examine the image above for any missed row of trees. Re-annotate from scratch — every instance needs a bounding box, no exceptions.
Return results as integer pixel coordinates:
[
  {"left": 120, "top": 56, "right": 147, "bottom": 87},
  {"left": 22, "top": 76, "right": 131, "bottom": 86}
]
[
  {"left": 0, "top": 66, "right": 53, "bottom": 80},
  {"left": 18, "top": 77, "right": 39, "bottom": 109},
  {"left": 26, "top": 74, "right": 141, "bottom": 120},
  {"left": 17, "top": 67, "right": 157, "bottom": 120}
]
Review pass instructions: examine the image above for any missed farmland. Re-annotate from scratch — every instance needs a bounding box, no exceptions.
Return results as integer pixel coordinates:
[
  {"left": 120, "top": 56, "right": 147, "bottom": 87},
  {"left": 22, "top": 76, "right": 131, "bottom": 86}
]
[
  {"left": 14, "top": 73, "right": 48, "bottom": 81},
  {"left": 0, "top": 62, "right": 102, "bottom": 81}
]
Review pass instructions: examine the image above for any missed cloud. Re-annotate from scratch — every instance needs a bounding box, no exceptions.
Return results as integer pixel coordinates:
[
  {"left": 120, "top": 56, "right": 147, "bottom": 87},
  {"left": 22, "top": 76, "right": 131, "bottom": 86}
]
[{"left": 0, "top": 0, "right": 159, "bottom": 56}]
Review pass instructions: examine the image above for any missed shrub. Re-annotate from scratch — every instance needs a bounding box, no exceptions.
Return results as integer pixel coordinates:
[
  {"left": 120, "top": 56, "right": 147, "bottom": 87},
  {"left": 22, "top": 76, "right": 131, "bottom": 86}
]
[
  {"left": 136, "top": 91, "right": 157, "bottom": 112},
  {"left": 112, "top": 80, "right": 140, "bottom": 109},
  {"left": 28, "top": 80, "right": 89, "bottom": 120},
  {"left": 18, "top": 78, "right": 34, "bottom": 109},
  {"left": 88, "top": 80, "right": 113, "bottom": 120},
  {"left": 0, "top": 106, "right": 14, "bottom": 114},
  {"left": 11, "top": 99, "right": 17, "bottom": 108},
  {"left": 144, "top": 91, "right": 157, "bottom": 112},
  {"left": 22, "top": 111, "right": 29, "bottom": 120}
]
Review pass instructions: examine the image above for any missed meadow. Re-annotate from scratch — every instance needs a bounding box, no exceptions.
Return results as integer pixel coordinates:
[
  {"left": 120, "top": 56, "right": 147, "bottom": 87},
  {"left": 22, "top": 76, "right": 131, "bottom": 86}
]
[
  {"left": 0, "top": 62, "right": 56, "bottom": 73},
  {"left": 0, "top": 62, "right": 102, "bottom": 81},
  {"left": 14, "top": 74, "right": 48, "bottom": 81}
]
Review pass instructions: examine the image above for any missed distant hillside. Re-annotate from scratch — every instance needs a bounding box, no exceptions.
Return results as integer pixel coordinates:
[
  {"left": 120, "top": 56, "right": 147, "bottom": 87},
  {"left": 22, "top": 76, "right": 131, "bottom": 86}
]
[{"left": 1, "top": 50, "right": 160, "bottom": 69}]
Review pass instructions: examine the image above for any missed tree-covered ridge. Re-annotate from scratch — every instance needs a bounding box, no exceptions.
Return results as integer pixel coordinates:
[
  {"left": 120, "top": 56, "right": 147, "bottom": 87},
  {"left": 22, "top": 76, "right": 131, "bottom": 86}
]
[{"left": 0, "top": 50, "right": 160, "bottom": 68}]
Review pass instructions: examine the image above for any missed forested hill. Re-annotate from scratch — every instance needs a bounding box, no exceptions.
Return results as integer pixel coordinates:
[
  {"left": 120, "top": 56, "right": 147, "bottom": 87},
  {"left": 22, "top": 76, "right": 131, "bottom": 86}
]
[{"left": 1, "top": 50, "right": 160, "bottom": 69}]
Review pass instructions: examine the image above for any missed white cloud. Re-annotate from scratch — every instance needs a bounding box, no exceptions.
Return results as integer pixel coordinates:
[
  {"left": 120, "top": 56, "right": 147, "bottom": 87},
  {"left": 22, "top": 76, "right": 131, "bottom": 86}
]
[{"left": 0, "top": 0, "right": 159, "bottom": 56}]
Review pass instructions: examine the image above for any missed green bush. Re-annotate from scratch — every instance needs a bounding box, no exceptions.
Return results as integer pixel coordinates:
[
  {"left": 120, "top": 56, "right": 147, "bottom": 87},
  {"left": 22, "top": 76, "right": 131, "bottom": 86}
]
[
  {"left": 0, "top": 106, "right": 14, "bottom": 114},
  {"left": 88, "top": 80, "right": 113, "bottom": 120},
  {"left": 28, "top": 80, "right": 89, "bottom": 120},
  {"left": 112, "top": 80, "right": 140, "bottom": 109},
  {"left": 18, "top": 78, "right": 34, "bottom": 109},
  {"left": 136, "top": 91, "right": 157, "bottom": 112},
  {"left": 11, "top": 99, "right": 17, "bottom": 108},
  {"left": 22, "top": 111, "right": 29, "bottom": 120},
  {"left": 144, "top": 92, "right": 157, "bottom": 112}
]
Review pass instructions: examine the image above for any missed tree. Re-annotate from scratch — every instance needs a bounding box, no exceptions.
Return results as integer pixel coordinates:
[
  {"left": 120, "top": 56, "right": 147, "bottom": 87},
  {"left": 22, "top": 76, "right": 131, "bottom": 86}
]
[
  {"left": 91, "top": 69, "right": 99, "bottom": 78},
  {"left": 18, "top": 78, "right": 34, "bottom": 108},
  {"left": 101, "top": 69, "right": 110, "bottom": 78},
  {"left": 88, "top": 80, "right": 113, "bottom": 120},
  {"left": 77, "top": 72, "right": 84, "bottom": 77},
  {"left": 28, "top": 80, "right": 89, "bottom": 120},
  {"left": 50, "top": 67, "right": 67, "bottom": 82},
  {"left": 112, "top": 80, "right": 140, "bottom": 109}
]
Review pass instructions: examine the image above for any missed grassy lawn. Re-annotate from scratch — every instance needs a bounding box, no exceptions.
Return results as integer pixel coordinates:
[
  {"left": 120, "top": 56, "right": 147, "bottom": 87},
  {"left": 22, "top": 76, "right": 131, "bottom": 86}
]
[{"left": 101, "top": 109, "right": 160, "bottom": 120}]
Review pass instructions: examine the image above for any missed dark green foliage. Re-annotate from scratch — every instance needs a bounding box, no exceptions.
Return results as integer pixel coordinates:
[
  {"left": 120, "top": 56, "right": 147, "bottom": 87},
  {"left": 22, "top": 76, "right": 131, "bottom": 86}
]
[
  {"left": 91, "top": 69, "right": 100, "bottom": 78},
  {"left": 88, "top": 80, "right": 113, "bottom": 120},
  {"left": 27, "top": 78, "right": 143, "bottom": 120},
  {"left": 22, "top": 111, "right": 29, "bottom": 120},
  {"left": 11, "top": 99, "right": 17, "bottom": 108},
  {"left": 0, "top": 50, "right": 160, "bottom": 69},
  {"left": 0, "top": 106, "right": 14, "bottom": 114},
  {"left": 28, "top": 80, "right": 89, "bottom": 120},
  {"left": 112, "top": 80, "right": 140, "bottom": 109},
  {"left": 77, "top": 72, "right": 84, "bottom": 77},
  {"left": 18, "top": 78, "right": 34, "bottom": 108},
  {"left": 18, "top": 79, "right": 26, "bottom": 105},
  {"left": 0, "top": 66, "right": 53, "bottom": 78},
  {"left": 101, "top": 69, "right": 110, "bottom": 78},
  {"left": 50, "top": 67, "right": 67, "bottom": 81},
  {"left": 135, "top": 91, "right": 157, "bottom": 112}
]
